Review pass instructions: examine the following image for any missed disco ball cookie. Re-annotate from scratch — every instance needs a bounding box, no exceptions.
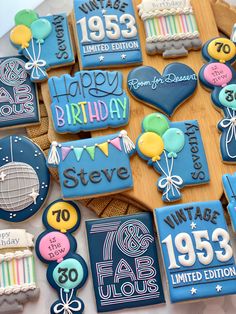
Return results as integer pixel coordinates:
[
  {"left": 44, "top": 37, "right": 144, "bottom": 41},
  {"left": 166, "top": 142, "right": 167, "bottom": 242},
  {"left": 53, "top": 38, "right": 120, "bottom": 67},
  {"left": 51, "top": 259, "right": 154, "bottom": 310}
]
[{"left": 0, "top": 135, "right": 50, "bottom": 222}]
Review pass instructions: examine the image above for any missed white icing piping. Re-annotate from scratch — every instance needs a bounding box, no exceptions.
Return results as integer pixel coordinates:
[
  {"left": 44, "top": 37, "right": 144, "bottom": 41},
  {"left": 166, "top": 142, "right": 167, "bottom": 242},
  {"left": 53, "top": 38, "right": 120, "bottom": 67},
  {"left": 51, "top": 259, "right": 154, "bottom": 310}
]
[
  {"left": 146, "top": 31, "right": 199, "bottom": 42},
  {"left": 0, "top": 250, "right": 33, "bottom": 263},
  {"left": 0, "top": 283, "right": 37, "bottom": 296},
  {"left": 138, "top": 5, "right": 193, "bottom": 20}
]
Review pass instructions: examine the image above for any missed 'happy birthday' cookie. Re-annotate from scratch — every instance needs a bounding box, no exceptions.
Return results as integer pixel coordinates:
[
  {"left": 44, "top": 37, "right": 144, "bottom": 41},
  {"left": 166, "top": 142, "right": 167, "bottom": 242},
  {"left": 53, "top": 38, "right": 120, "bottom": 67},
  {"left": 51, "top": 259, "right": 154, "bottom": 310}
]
[
  {"left": 155, "top": 201, "right": 236, "bottom": 303},
  {"left": 10, "top": 9, "right": 74, "bottom": 82},
  {"left": 0, "top": 135, "right": 50, "bottom": 222},
  {"left": 49, "top": 70, "right": 130, "bottom": 133},
  {"left": 73, "top": 0, "right": 142, "bottom": 69},
  {"left": 47, "top": 130, "right": 135, "bottom": 199},
  {"left": 86, "top": 213, "right": 165, "bottom": 312},
  {"left": 136, "top": 113, "right": 209, "bottom": 202}
]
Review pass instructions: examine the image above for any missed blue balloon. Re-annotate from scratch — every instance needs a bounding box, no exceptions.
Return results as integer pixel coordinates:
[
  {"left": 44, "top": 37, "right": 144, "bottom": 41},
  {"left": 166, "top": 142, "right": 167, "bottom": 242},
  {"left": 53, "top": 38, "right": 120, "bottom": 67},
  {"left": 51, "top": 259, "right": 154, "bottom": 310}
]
[
  {"left": 163, "top": 128, "right": 185, "bottom": 158},
  {"left": 31, "top": 18, "right": 52, "bottom": 43}
]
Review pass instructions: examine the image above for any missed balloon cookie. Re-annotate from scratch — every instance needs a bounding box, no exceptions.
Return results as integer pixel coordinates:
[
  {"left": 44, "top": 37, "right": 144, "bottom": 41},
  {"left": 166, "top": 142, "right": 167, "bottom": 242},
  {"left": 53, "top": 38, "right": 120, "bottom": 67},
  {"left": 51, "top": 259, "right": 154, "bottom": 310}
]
[
  {"left": 136, "top": 113, "right": 210, "bottom": 202},
  {"left": 10, "top": 9, "right": 74, "bottom": 82},
  {"left": 0, "top": 135, "right": 50, "bottom": 222},
  {"left": 199, "top": 37, "right": 236, "bottom": 163},
  {"left": 36, "top": 199, "right": 88, "bottom": 314}
]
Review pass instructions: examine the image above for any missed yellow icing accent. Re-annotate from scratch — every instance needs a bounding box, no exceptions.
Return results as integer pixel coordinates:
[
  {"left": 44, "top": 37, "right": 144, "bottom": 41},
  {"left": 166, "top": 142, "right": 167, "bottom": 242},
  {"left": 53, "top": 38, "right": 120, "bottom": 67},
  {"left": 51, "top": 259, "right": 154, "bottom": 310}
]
[
  {"left": 208, "top": 38, "right": 236, "bottom": 63},
  {"left": 10, "top": 25, "right": 32, "bottom": 49},
  {"left": 138, "top": 132, "right": 164, "bottom": 160},
  {"left": 97, "top": 142, "right": 109, "bottom": 156}
]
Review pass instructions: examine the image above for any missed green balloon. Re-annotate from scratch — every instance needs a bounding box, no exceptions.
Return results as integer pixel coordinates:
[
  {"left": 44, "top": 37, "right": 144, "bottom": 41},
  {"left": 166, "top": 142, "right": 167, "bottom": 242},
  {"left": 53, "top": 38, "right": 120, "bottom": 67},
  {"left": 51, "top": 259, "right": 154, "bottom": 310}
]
[
  {"left": 15, "top": 9, "right": 39, "bottom": 28},
  {"left": 142, "top": 113, "right": 169, "bottom": 136},
  {"left": 163, "top": 128, "right": 185, "bottom": 158}
]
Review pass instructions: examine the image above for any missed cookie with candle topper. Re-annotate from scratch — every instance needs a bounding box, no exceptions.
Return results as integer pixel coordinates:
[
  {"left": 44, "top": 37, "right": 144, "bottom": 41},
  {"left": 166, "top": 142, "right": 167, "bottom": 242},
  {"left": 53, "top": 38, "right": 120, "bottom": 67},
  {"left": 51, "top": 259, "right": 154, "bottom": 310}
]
[
  {"left": 10, "top": 9, "right": 74, "bottom": 82},
  {"left": 0, "top": 135, "right": 50, "bottom": 222},
  {"left": 155, "top": 201, "right": 236, "bottom": 303},
  {"left": 49, "top": 70, "right": 130, "bottom": 133},
  {"left": 199, "top": 37, "right": 236, "bottom": 163},
  {"left": 47, "top": 130, "right": 135, "bottom": 199},
  {"left": 222, "top": 172, "right": 236, "bottom": 232},
  {"left": 138, "top": 0, "right": 202, "bottom": 57},
  {"left": 136, "top": 113, "right": 210, "bottom": 202},
  {"left": 73, "top": 0, "right": 142, "bottom": 69},
  {"left": 36, "top": 199, "right": 88, "bottom": 314},
  {"left": 0, "top": 55, "right": 40, "bottom": 129},
  {"left": 127, "top": 63, "right": 198, "bottom": 117},
  {"left": 86, "top": 212, "right": 165, "bottom": 312}
]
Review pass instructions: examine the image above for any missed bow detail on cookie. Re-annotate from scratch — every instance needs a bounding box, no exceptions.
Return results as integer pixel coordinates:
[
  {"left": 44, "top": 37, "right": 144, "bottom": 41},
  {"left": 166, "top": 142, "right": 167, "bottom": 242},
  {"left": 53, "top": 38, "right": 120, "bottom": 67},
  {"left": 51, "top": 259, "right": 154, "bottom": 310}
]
[{"left": 53, "top": 289, "right": 82, "bottom": 314}]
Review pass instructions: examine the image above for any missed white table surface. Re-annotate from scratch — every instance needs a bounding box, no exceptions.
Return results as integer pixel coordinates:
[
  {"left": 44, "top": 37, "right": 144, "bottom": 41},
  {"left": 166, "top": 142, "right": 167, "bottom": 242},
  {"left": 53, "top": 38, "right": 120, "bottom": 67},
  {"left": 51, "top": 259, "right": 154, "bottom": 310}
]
[{"left": 1, "top": 0, "right": 236, "bottom": 313}]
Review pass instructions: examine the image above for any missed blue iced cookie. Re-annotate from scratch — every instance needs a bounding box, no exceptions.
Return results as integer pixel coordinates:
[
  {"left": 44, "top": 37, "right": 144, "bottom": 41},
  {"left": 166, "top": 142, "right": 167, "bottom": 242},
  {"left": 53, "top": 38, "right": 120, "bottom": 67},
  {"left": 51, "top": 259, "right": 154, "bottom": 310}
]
[
  {"left": 136, "top": 113, "right": 210, "bottom": 202},
  {"left": 155, "top": 200, "right": 236, "bottom": 303},
  {"left": 49, "top": 70, "right": 130, "bottom": 133},
  {"left": 127, "top": 63, "right": 198, "bottom": 116},
  {"left": 222, "top": 172, "right": 236, "bottom": 232}
]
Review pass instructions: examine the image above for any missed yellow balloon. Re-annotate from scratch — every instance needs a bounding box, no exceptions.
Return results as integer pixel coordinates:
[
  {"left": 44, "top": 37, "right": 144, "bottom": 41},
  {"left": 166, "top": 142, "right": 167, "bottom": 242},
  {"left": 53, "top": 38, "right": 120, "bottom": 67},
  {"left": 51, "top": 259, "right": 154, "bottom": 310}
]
[
  {"left": 10, "top": 25, "right": 32, "bottom": 49},
  {"left": 208, "top": 38, "right": 236, "bottom": 63},
  {"left": 138, "top": 132, "right": 164, "bottom": 161},
  {"left": 46, "top": 201, "right": 79, "bottom": 233}
]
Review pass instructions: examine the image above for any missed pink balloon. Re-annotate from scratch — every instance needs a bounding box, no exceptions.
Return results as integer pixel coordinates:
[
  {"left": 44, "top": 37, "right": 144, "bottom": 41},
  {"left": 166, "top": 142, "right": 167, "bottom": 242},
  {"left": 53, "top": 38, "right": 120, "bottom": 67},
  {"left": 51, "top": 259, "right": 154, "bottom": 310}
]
[
  {"left": 203, "top": 63, "right": 232, "bottom": 87},
  {"left": 39, "top": 231, "right": 70, "bottom": 263}
]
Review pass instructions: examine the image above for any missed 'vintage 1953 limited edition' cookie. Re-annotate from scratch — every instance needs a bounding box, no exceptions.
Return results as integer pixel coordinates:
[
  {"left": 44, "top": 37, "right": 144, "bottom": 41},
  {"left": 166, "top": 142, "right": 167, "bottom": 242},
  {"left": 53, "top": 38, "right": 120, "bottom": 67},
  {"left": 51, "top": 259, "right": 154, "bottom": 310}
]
[
  {"left": 155, "top": 201, "right": 236, "bottom": 302},
  {"left": 73, "top": 0, "right": 142, "bottom": 69},
  {"left": 86, "top": 213, "right": 165, "bottom": 312}
]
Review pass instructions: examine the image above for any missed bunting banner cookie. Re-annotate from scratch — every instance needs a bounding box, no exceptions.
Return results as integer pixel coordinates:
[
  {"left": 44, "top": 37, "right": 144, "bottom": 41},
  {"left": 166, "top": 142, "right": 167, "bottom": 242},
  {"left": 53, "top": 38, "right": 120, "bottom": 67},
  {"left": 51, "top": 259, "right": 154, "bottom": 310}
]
[
  {"left": 86, "top": 213, "right": 165, "bottom": 312},
  {"left": 47, "top": 130, "right": 135, "bottom": 199},
  {"left": 136, "top": 113, "right": 209, "bottom": 202}
]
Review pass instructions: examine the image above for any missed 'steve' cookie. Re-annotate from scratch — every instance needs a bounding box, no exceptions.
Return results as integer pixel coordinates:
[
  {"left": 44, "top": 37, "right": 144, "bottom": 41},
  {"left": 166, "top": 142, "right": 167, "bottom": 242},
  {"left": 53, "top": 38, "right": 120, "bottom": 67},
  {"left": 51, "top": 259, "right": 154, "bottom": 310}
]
[
  {"left": 138, "top": 0, "right": 201, "bottom": 57},
  {"left": 0, "top": 135, "right": 50, "bottom": 222},
  {"left": 199, "top": 37, "right": 236, "bottom": 163},
  {"left": 36, "top": 199, "right": 88, "bottom": 314},
  {"left": 49, "top": 70, "right": 130, "bottom": 133},
  {"left": 0, "top": 229, "right": 39, "bottom": 314},
  {"left": 10, "top": 9, "right": 74, "bottom": 82},
  {"left": 73, "top": 0, "right": 142, "bottom": 69},
  {"left": 223, "top": 172, "right": 236, "bottom": 232},
  {"left": 47, "top": 130, "right": 135, "bottom": 199},
  {"left": 86, "top": 213, "right": 165, "bottom": 312},
  {"left": 128, "top": 64, "right": 197, "bottom": 116},
  {"left": 155, "top": 201, "right": 236, "bottom": 303},
  {"left": 136, "top": 113, "right": 209, "bottom": 202},
  {"left": 0, "top": 56, "right": 40, "bottom": 129}
]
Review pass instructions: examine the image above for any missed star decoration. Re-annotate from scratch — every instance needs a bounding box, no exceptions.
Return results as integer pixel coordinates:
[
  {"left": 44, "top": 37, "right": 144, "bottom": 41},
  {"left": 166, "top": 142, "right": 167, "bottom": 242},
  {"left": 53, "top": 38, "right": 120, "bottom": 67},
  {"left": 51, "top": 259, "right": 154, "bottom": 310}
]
[
  {"left": 102, "top": 9, "right": 106, "bottom": 15},
  {"left": 121, "top": 54, "right": 126, "bottom": 59},
  {"left": 190, "top": 287, "right": 197, "bottom": 295},
  {"left": 99, "top": 56, "right": 105, "bottom": 62},
  {"left": 0, "top": 172, "right": 6, "bottom": 182},
  {"left": 190, "top": 222, "right": 197, "bottom": 230},
  {"left": 29, "top": 188, "right": 39, "bottom": 204},
  {"left": 216, "top": 285, "right": 222, "bottom": 292}
]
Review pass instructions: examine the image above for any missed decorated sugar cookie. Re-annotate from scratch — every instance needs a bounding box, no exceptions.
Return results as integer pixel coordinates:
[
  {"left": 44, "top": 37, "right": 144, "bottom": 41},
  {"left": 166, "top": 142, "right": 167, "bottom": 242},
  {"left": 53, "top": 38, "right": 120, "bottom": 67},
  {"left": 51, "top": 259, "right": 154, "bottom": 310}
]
[
  {"left": 128, "top": 64, "right": 198, "bottom": 116},
  {"left": 0, "top": 56, "right": 40, "bottom": 129},
  {"left": 36, "top": 200, "right": 88, "bottom": 314},
  {"left": 73, "top": 0, "right": 142, "bottom": 69},
  {"left": 138, "top": 0, "right": 201, "bottom": 57},
  {"left": 223, "top": 172, "right": 236, "bottom": 232},
  {"left": 199, "top": 37, "right": 236, "bottom": 163},
  {"left": 86, "top": 213, "right": 165, "bottom": 312},
  {"left": 136, "top": 114, "right": 209, "bottom": 202},
  {"left": 10, "top": 9, "right": 74, "bottom": 82},
  {"left": 49, "top": 70, "right": 130, "bottom": 133},
  {"left": 0, "top": 229, "right": 39, "bottom": 313},
  {"left": 155, "top": 201, "right": 236, "bottom": 302},
  {"left": 47, "top": 130, "right": 135, "bottom": 199},
  {"left": 0, "top": 135, "right": 50, "bottom": 222}
]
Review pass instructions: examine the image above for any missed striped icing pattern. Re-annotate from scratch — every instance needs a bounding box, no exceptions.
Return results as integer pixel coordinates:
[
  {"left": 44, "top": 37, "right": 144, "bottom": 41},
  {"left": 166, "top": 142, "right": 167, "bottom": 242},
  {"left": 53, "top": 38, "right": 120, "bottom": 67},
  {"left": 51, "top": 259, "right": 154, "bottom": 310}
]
[{"left": 144, "top": 13, "right": 199, "bottom": 41}]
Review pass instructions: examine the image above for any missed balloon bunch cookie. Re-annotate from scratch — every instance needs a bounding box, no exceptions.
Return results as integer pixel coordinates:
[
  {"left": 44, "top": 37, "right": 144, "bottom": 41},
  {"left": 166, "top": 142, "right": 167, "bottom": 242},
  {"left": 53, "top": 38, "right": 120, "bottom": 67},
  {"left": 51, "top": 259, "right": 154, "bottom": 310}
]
[
  {"left": 199, "top": 37, "right": 236, "bottom": 163},
  {"left": 136, "top": 113, "right": 209, "bottom": 202},
  {"left": 10, "top": 9, "right": 74, "bottom": 82},
  {"left": 36, "top": 200, "right": 88, "bottom": 314}
]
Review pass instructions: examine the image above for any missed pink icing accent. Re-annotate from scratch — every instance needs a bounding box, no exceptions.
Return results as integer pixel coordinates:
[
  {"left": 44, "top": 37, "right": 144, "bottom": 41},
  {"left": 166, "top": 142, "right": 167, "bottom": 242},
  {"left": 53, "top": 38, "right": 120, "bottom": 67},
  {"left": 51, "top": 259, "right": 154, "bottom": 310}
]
[
  {"left": 61, "top": 147, "right": 72, "bottom": 161},
  {"left": 110, "top": 137, "right": 122, "bottom": 151},
  {"left": 203, "top": 62, "right": 232, "bottom": 87},
  {"left": 39, "top": 231, "right": 70, "bottom": 263}
]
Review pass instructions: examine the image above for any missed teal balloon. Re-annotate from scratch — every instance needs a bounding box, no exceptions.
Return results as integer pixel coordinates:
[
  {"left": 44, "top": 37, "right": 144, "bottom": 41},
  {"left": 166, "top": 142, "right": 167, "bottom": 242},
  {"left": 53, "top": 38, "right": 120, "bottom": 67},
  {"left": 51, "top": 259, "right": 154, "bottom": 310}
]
[
  {"left": 142, "top": 113, "right": 169, "bottom": 136},
  {"left": 219, "top": 84, "right": 236, "bottom": 109},
  {"left": 53, "top": 258, "right": 84, "bottom": 292},
  {"left": 163, "top": 128, "right": 185, "bottom": 158},
  {"left": 31, "top": 18, "right": 52, "bottom": 43}
]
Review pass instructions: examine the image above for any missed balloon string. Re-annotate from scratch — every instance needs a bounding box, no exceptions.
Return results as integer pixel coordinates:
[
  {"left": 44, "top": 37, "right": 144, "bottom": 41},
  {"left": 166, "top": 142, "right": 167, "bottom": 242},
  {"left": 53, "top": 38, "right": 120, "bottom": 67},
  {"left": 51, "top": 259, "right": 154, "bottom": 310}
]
[
  {"left": 37, "top": 41, "right": 42, "bottom": 61},
  {"left": 32, "top": 39, "right": 36, "bottom": 61},
  {"left": 24, "top": 46, "right": 34, "bottom": 64}
]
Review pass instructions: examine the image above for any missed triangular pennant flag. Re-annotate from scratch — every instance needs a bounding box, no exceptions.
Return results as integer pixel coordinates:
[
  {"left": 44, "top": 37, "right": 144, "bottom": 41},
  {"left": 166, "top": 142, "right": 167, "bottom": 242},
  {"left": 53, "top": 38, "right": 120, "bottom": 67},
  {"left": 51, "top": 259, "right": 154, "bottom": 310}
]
[
  {"left": 61, "top": 147, "right": 72, "bottom": 161},
  {"left": 97, "top": 142, "right": 109, "bottom": 156},
  {"left": 74, "top": 147, "right": 84, "bottom": 162},
  {"left": 86, "top": 146, "right": 96, "bottom": 160},
  {"left": 110, "top": 137, "right": 122, "bottom": 151}
]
